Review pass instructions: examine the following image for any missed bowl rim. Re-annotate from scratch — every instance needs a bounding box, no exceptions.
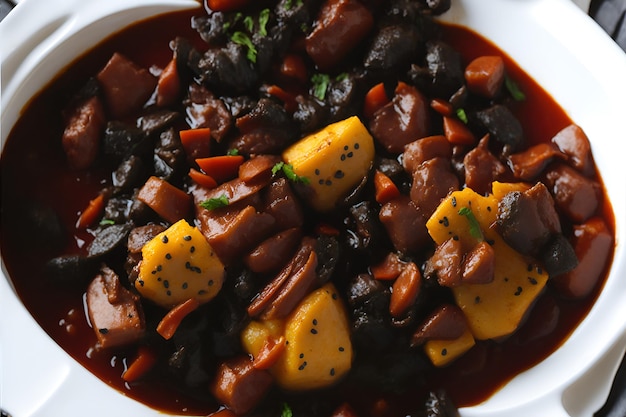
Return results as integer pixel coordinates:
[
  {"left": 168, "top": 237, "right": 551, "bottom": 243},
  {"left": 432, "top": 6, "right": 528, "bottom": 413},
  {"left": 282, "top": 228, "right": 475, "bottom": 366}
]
[{"left": 1, "top": 0, "right": 626, "bottom": 416}]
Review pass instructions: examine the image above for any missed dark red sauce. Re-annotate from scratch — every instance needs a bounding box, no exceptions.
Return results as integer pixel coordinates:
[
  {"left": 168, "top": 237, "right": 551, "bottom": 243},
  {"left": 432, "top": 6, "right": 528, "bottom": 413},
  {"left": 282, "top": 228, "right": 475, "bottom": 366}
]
[{"left": 0, "top": 7, "right": 615, "bottom": 417}]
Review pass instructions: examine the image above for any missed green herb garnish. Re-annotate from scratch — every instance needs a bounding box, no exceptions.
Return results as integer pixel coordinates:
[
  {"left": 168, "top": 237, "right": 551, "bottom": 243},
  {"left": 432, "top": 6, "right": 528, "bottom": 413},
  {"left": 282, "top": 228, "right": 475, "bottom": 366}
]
[
  {"left": 227, "top": 148, "right": 240, "bottom": 156},
  {"left": 200, "top": 194, "right": 230, "bottom": 210},
  {"left": 272, "top": 162, "right": 310, "bottom": 184},
  {"left": 258, "top": 8, "right": 270, "bottom": 37},
  {"left": 458, "top": 206, "right": 483, "bottom": 240},
  {"left": 231, "top": 31, "right": 257, "bottom": 63},
  {"left": 311, "top": 73, "right": 330, "bottom": 100},
  {"left": 281, "top": 402, "right": 293, "bottom": 417},
  {"left": 285, "top": 0, "right": 303, "bottom": 10},
  {"left": 505, "top": 76, "right": 526, "bottom": 101},
  {"left": 456, "top": 108, "right": 468, "bottom": 124},
  {"left": 243, "top": 15, "right": 255, "bottom": 33},
  {"left": 99, "top": 219, "right": 115, "bottom": 226}
]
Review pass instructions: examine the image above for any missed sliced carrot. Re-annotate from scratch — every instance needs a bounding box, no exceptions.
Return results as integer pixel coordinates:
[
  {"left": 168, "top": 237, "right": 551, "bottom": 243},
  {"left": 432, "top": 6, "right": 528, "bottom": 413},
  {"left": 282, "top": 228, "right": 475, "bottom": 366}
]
[
  {"left": 252, "top": 336, "right": 286, "bottom": 370},
  {"left": 157, "top": 297, "right": 201, "bottom": 340},
  {"left": 363, "top": 82, "right": 390, "bottom": 119},
  {"left": 280, "top": 54, "right": 308, "bottom": 84},
  {"left": 180, "top": 127, "right": 212, "bottom": 162},
  {"left": 156, "top": 57, "right": 180, "bottom": 108},
  {"left": 188, "top": 168, "right": 218, "bottom": 189},
  {"left": 76, "top": 193, "right": 105, "bottom": 229},
  {"left": 430, "top": 98, "right": 453, "bottom": 117},
  {"left": 265, "top": 85, "right": 297, "bottom": 113},
  {"left": 122, "top": 346, "right": 157, "bottom": 383},
  {"left": 371, "top": 252, "right": 404, "bottom": 281},
  {"left": 389, "top": 262, "right": 422, "bottom": 319},
  {"left": 206, "top": 0, "right": 251, "bottom": 12},
  {"left": 196, "top": 154, "right": 245, "bottom": 184},
  {"left": 374, "top": 170, "right": 400, "bottom": 204},
  {"left": 443, "top": 116, "right": 475, "bottom": 145}
]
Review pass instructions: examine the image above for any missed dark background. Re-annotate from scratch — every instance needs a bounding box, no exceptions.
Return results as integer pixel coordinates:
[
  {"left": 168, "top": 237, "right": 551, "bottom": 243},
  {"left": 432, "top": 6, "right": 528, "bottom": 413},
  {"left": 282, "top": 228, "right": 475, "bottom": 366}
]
[{"left": 0, "top": 0, "right": 624, "bottom": 416}]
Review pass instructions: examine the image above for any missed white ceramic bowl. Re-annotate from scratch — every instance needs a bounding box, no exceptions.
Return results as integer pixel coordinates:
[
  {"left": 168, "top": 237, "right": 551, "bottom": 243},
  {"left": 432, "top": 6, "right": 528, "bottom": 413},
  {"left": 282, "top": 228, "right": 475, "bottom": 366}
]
[{"left": 1, "top": 0, "right": 625, "bottom": 416}]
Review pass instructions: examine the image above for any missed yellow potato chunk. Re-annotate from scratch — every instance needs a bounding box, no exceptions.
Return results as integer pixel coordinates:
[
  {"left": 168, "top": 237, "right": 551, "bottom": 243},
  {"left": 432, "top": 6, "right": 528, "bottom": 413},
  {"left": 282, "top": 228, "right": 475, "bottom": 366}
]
[
  {"left": 282, "top": 116, "right": 375, "bottom": 212},
  {"left": 241, "top": 319, "right": 285, "bottom": 357},
  {"left": 426, "top": 187, "right": 548, "bottom": 340},
  {"left": 136, "top": 219, "right": 225, "bottom": 308},
  {"left": 424, "top": 328, "right": 476, "bottom": 367}
]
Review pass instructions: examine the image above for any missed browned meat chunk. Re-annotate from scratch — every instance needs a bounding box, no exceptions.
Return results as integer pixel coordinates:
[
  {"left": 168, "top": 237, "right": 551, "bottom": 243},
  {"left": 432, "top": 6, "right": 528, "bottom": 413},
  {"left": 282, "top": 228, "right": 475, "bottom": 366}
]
[
  {"left": 86, "top": 265, "right": 145, "bottom": 349},
  {"left": 379, "top": 195, "right": 429, "bottom": 255},
  {"left": 424, "top": 237, "right": 462, "bottom": 287},
  {"left": 411, "top": 304, "right": 467, "bottom": 346},
  {"left": 462, "top": 241, "right": 495, "bottom": 285},
  {"left": 462, "top": 135, "right": 507, "bottom": 195},
  {"left": 410, "top": 157, "right": 459, "bottom": 217},
  {"left": 244, "top": 228, "right": 303, "bottom": 274},
  {"left": 62, "top": 96, "right": 106, "bottom": 170},
  {"left": 402, "top": 135, "right": 452, "bottom": 174},
  {"left": 544, "top": 163, "right": 602, "bottom": 223},
  {"left": 508, "top": 142, "right": 565, "bottom": 181},
  {"left": 184, "top": 83, "right": 232, "bottom": 142},
  {"left": 263, "top": 178, "right": 305, "bottom": 231},
  {"left": 210, "top": 356, "right": 273, "bottom": 416},
  {"left": 495, "top": 182, "right": 561, "bottom": 255},
  {"left": 551, "top": 124, "right": 595, "bottom": 176}
]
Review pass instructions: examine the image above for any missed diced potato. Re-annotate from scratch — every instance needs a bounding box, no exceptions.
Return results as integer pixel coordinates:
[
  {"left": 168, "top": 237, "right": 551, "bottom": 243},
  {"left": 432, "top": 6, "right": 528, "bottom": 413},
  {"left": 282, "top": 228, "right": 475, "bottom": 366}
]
[
  {"left": 242, "top": 284, "right": 353, "bottom": 391},
  {"left": 424, "top": 328, "right": 476, "bottom": 367},
  {"left": 491, "top": 180, "right": 531, "bottom": 200},
  {"left": 136, "top": 219, "right": 225, "bottom": 308},
  {"left": 282, "top": 116, "right": 375, "bottom": 212},
  {"left": 426, "top": 187, "right": 548, "bottom": 340}
]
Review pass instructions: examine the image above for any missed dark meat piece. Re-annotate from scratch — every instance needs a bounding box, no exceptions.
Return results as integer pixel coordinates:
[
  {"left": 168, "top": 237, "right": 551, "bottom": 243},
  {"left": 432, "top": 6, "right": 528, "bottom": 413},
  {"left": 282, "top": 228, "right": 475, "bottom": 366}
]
[
  {"left": 347, "top": 273, "right": 394, "bottom": 352},
  {"left": 326, "top": 72, "right": 364, "bottom": 123},
  {"left": 275, "top": 0, "right": 313, "bottom": 25},
  {"left": 410, "top": 157, "right": 459, "bottom": 218},
  {"left": 551, "top": 124, "right": 595, "bottom": 176},
  {"left": 210, "top": 356, "right": 273, "bottom": 416},
  {"left": 540, "top": 233, "right": 578, "bottom": 278},
  {"left": 293, "top": 94, "right": 329, "bottom": 134},
  {"left": 45, "top": 255, "right": 98, "bottom": 285},
  {"left": 408, "top": 40, "right": 464, "bottom": 99},
  {"left": 474, "top": 104, "right": 524, "bottom": 153},
  {"left": 102, "top": 121, "right": 149, "bottom": 161},
  {"left": 87, "top": 223, "right": 133, "bottom": 258},
  {"left": 379, "top": 195, "right": 429, "bottom": 254},
  {"left": 551, "top": 217, "right": 612, "bottom": 299},
  {"left": 96, "top": 53, "right": 157, "bottom": 119},
  {"left": 495, "top": 182, "right": 561, "bottom": 256},
  {"left": 369, "top": 82, "right": 430, "bottom": 153},
  {"left": 376, "top": 156, "right": 405, "bottom": 180},
  {"left": 411, "top": 304, "right": 467, "bottom": 346},
  {"left": 232, "top": 98, "right": 298, "bottom": 155},
  {"left": 153, "top": 128, "right": 185, "bottom": 181},
  {"left": 508, "top": 142, "right": 566, "bottom": 181},
  {"left": 462, "top": 135, "right": 507, "bottom": 195},
  {"left": 191, "top": 12, "right": 227, "bottom": 44},
  {"left": 544, "top": 163, "right": 602, "bottom": 223},
  {"left": 263, "top": 177, "right": 305, "bottom": 231},
  {"left": 348, "top": 201, "right": 385, "bottom": 252},
  {"left": 315, "top": 234, "right": 340, "bottom": 284},
  {"left": 112, "top": 155, "right": 147, "bottom": 192},
  {"left": 424, "top": 237, "right": 462, "bottom": 288},
  {"left": 103, "top": 197, "right": 132, "bottom": 224},
  {"left": 462, "top": 241, "right": 495, "bottom": 285},
  {"left": 305, "top": 0, "right": 374, "bottom": 70},
  {"left": 86, "top": 265, "right": 145, "bottom": 349},
  {"left": 244, "top": 227, "right": 302, "bottom": 274},
  {"left": 195, "top": 43, "right": 258, "bottom": 95},
  {"left": 136, "top": 110, "right": 180, "bottom": 136},
  {"left": 184, "top": 83, "right": 232, "bottom": 141},
  {"left": 403, "top": 135, "right": 452, "bottom": 175},
  {"left": 127, "top": 224, "right": 167, "bottom": 253},
  {"left": 364, "top": 24, "right": 422, "bottom": 75},
  {"left": 62, "top": 96, "right": 106, "bottom": 170}
]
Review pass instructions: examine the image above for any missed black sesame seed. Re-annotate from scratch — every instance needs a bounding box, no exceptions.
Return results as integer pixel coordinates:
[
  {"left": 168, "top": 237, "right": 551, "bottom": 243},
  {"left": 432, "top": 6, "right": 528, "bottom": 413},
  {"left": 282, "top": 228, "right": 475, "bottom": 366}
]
[
  {"left": 451, "top": 197, "right": 457, "bottom": 207},
  {"left": 330, "top": 368, "right": 335, "bottom": 376},
  {"left": 334, "top": 170, "right": 344, "bottom": 179},
  {"left": 475, "top": 296, "right": 481, "bottom": 304},
  {"left": 487, "top": 206, "right": 492, "bottom": 211},
  {"left": 344, "top": 145, "right": 349, "bottom": 151},
  {"left": 528, "top": 277, "right": 538, "bottom": 285},
  {"left": 514, "top": 286, "right": 523, "bottom": 296},
  {"left": 527, "top": 264, "right": 533, "bottom": 272},
  {"left": 332, "top": 293, "right": 338, "bottom": 300},
  {"left": 504, "top": 277, "right": 509, "bottom": 282},
  {"left": 325, "top": 179, "right": 332, "bottom": 186},
  {"left": 165, "top": 253, "right": 172, "bottom": 260},
  {"left": 453, "top": 235, "right": 459, "bottom": 241},
  {"left": 354, "top": 143, "right": 360, "bottom": 149},
  {"left": 347, "top": 151, "right": 353, "bottom": 158},
  {"left": 99, "top": 328, "right": 109, "bottom": 334},
  {"left": 157, "top": 265, "right": 162, "bottom": 271},
  {"left": 137, "top": 279, "right": 144, "bottom": 287},
  {"left": 198, "top": 290, "right": 207, "bottom": 295},
  {"left": 190, "top": 246, "right": 195, "bottom": 253},
  {"left": 310, "top": 328, "right": 318, "bottom": 335},
  {"left": 537, "top": 266, "right": 543, "bottom": 275},
  {"left": 182, "top": 282, "right": 188, "bottom": 289},
  {"left": 298, "top": 361, "right": 307, "bottom": 370},
  {"left": 319, "top": 179, "right": 325, "bottom": 185},
  {"left": 312, "top": 319, "right": 318, "bottom": 326},
  {"left": 167, "top": 290, "right": 172, "bottom": 296},
  {"left": 299, "top": 353, "right": 304, "bottom": 358},
  {"left": 208, "top": 280, "right": 214, "bottom": 286},
  {"left": 162, "top": 235, "right": 169, "bottom": 244},
  {"left": 486, "top": 239, "right": 495, "bottom": 245},
  {"left": 441, "top": 348, "right": 447, "bottom": 356},
  {"left": 338, "top": 346, "right": 345, "bottom": 352},
  {"left": 183, "top": 235, "right": 192, "bottom": 241},
  {"left": 340, "top": 154, "right": 346, "bottom": 161},
  {"left": 157, "top": 277, "right": 162, "bottom": 281},
  {"left": 163, "top": 280, "right": 169, "bottom": 289},
  {"left": 442, "top": 216, "right": 449, "bottom": 227},
  {"left": 152, "top": 270, "right": 157, "bottom": 275},
  {"left": 315, "top": 169, "right": 320, "bottom": 175}
]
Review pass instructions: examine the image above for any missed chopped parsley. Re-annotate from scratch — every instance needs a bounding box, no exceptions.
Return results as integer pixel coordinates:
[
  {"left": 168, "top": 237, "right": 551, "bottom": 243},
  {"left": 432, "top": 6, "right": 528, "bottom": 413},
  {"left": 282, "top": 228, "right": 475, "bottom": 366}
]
[
  {"left": 231, "top": 31, "right": 257, "bottom": 63},
  {"left": 311, "top": 73, "right": 331, "bottom": 100},
  {"left": 200, "top": 194, "right": 230, "bottom": 210},
  {"left": 272, "top": 162, "right": 310, "bottom": 184},
  {"left": 243, "top": 15, "right": 255, "bottom": 33},
  {"left": 258, "top": 8, "right": 270, "bottom": 37},
  {"left": 505, "top": 76, "right": 526, "bottom": 101},
  {"left": 281, "top": 402, "right": 293, "bottom": 417},
  {"left": 458, "top": 206, "right": 483, "bottom": 240},
  {"left": 285, "top": 0, "right": 303, "bottom": 10},
  {"left": 226, "top": 148, "right": 240, "bottom": 156},
  {"left": 99, "top": 219, "right": 115, "bottom": 226},
  {"left": 456, "top": 108, "right": 468, "bottom": 124}
]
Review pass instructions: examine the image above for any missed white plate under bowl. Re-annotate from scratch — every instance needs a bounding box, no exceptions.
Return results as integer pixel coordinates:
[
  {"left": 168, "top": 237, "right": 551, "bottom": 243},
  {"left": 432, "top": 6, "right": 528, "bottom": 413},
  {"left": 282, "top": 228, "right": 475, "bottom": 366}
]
[{"left": 1, "top": 0, "right": 625, "bottom": 416}]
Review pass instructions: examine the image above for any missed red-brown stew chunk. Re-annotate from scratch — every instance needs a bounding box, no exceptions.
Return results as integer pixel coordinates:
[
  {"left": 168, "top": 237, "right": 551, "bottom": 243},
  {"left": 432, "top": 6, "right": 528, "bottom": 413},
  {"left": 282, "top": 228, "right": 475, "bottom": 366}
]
[
  {"left": 544, "top": 163, "right": 602, "bottom": 223},
  {"left": 403, "top": 135, "right": 452, "bottom": 174},
  {"left": 61, "top": 96, "right": 106, "bottom": 170},
  {"left": 464, "top": 55, "right": 505, "bottom": 99},
  {"left": 551, "top": 124, "right": 595, "bottom": 176}
]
